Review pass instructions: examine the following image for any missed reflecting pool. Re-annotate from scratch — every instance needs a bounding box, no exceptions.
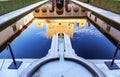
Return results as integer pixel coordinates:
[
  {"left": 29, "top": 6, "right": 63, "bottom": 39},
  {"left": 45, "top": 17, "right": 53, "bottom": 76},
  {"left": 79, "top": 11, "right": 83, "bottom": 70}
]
[
  {"left": 0, "top": 21, "right": 51, "bottom": 58},
  {"left": 0, "top": 19, "right": 120, "bottom": 59},
  {"left": 71, "top": 22, "right": 120, "bottom": 59}
]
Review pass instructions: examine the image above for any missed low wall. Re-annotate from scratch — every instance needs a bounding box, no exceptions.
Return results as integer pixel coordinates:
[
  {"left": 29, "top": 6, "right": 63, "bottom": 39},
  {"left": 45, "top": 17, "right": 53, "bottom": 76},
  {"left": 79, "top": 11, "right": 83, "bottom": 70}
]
[
  {"left": 0, "top": 12, "right": 34, "bottom": 47},
  {"left": 87, "top": 11, "right": 120, "bottom": 43}
]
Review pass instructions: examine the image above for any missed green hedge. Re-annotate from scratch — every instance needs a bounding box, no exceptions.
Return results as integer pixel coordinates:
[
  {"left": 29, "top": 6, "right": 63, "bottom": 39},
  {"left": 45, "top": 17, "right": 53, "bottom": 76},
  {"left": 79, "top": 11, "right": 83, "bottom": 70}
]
[
  {"left": 1, "top": 0, "right": 119, "bottom": 15},
  {"left": 0, "top": 0, "right": 41, "bottom": 15},
  {"left": 80, "top": 0, "right": 120, "bottom": 14}
]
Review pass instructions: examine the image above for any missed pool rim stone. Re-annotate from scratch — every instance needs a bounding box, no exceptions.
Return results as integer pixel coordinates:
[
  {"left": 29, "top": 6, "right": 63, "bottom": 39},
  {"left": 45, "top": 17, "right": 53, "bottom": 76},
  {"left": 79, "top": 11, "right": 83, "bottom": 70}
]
[{"left": 20, "top": 56, "right": 106, "bottom": 77}]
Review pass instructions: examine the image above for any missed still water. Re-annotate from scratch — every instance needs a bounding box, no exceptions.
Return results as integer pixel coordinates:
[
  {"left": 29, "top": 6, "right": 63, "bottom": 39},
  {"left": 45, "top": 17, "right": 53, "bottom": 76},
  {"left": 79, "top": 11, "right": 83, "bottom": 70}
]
[
  {"left": 0, "top": 19, "right": 120, "bottom": 59},
  {"left": 72, "top": 22, "right": 120, "bottom": 59},
  {"left": 0, "top": 22, "right": 51, "bottom": 58}
]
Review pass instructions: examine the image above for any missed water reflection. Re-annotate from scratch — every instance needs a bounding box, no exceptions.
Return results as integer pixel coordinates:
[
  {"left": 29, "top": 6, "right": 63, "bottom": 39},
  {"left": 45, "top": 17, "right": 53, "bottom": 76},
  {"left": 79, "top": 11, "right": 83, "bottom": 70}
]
[
  {"left": 46, "top": 22, "right": 74, "bottom": 38},
  {"left": 0, "top": 19, "right": 119, "bottom": 59},
  {"left": 77, "top": 19, "right": 87, "bottom": 28},
  {"left": 35, "top": 19, "right": 87, "bottom": 39},
  {"left": 0, "top": 21, "right": 51, "bottom": 58},
  {"left": 36, "top": 21, "right": 44, "bottom": 28},
  {"left": 72, "top": 22, "right": 120, "bottom": 59}
]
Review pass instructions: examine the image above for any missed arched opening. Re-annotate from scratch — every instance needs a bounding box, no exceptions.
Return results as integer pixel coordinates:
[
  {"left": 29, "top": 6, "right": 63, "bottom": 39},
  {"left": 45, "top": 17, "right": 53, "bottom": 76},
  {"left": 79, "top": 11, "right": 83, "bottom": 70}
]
[
  {"left": 42, "top": 8, "right": 47, "bottom": 13},
  {"left": 56, "top": 0, "right": 64, "bottom": 15},
  {"left": 35, "top": 9, "right": 40, "bottom": 13}
]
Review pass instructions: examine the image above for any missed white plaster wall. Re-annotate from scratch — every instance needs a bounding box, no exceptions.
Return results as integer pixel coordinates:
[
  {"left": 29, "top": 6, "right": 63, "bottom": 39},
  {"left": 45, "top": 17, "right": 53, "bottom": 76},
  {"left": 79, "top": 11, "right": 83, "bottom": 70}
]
[
  {"left": 16, "top": 12, "right": 34, "bottom": 30},
  {"left": 90, "top": 14, "right": 95, "bottom": 21},
  {"left": 28, "top": 12, "right": 34, "bottom": 21},
  {"left": 96, "top": 18, "right": 103, "bottom": 28},
  {"left": 97, "top": 18, "right": 107, "bottom": 30},
  {"left": 110, "top": 27, "right": 120, "bottom": 41},
  {"left": 95, "top": 15, "right": 120, "bottom": 42},
  {"left": 16, "top": 18, "right": 24, "bottom": 30},
  {"left": 87, "top": 11, "right": 91, "bottom": 17},
  {"left": 0, "top": 26, "right": 14, "bottom": 46}
]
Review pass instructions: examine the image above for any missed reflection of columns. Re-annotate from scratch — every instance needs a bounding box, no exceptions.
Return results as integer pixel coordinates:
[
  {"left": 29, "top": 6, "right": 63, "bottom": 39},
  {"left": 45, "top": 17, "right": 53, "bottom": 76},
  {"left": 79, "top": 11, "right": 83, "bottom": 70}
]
[{"left": 88, "top": 20, "right": 91, "bottom": 27}]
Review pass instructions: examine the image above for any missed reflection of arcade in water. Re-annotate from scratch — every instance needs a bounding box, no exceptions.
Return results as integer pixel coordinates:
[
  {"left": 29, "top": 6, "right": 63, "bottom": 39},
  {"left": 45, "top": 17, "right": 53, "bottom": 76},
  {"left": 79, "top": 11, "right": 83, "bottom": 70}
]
[
  {"left": 46, "top": 22, "right": 74, "bottom": 39},
  {"left": 35, "top": 19, "right": 87, "bottom": 39}
]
